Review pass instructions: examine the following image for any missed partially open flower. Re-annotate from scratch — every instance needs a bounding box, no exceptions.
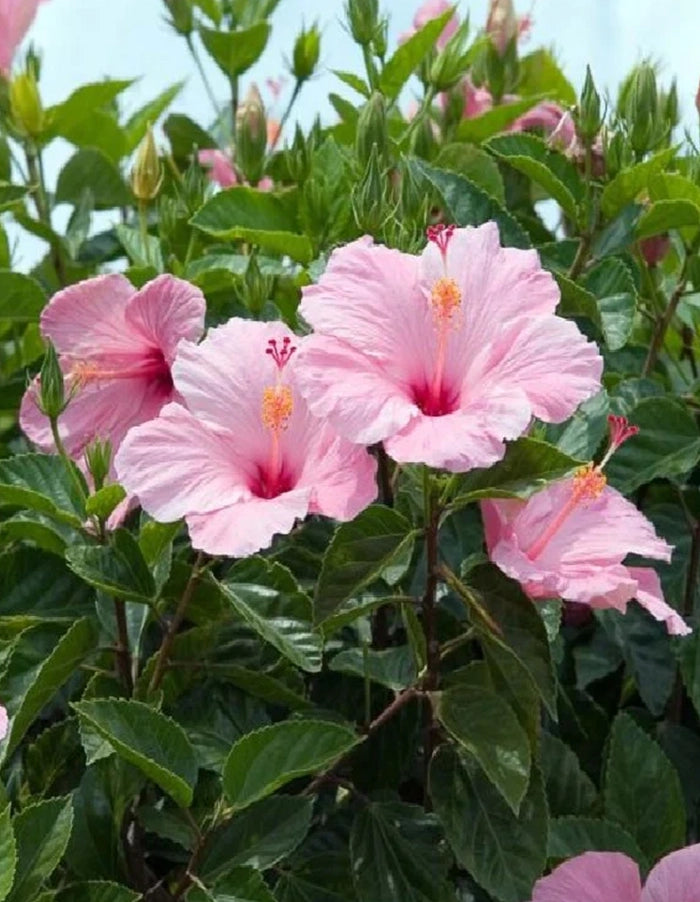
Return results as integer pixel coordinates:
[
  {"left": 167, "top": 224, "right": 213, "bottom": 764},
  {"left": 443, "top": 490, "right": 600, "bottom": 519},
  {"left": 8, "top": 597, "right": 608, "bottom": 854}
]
[
  {"left": 0, "top": 0, "right": 48, "bottom": 76},
  {"left": 482, "top": 415, "right": 690, "bottom": 636},
  {"left": 115, "top": 320, "right": 378, "bottom": 557}
]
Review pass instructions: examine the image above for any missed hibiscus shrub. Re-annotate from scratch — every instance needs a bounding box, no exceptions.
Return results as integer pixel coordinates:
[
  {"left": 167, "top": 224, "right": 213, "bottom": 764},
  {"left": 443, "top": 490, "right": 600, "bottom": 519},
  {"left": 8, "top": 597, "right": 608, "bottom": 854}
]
[{"left": 0, "top": 0, "right": 699, "bottom": 900}]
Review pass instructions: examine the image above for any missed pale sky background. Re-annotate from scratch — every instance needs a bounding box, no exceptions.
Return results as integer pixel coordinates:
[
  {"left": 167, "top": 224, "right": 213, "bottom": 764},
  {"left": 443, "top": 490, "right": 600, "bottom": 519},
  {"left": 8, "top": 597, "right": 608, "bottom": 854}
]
[{"left": 11, "top": 0, "right": 700, "bottom": 268}]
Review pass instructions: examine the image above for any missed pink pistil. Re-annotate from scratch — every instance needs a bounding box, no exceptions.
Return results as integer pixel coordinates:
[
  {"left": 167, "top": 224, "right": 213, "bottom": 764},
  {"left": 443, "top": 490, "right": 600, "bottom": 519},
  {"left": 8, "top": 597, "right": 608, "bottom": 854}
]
[{"left": 426, "top": 223, "right": 456, "bottom": 258}]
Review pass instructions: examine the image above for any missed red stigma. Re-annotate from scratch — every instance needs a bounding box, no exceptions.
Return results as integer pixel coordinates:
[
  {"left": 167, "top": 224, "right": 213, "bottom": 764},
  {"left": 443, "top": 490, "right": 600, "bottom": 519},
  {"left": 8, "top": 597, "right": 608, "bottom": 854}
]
[
  {"left": 265, "top": 336, "right": 297, "bottom": 371},
  {"left": 607, "top": 414, "right": 638, "bottom": 450},
  {"left": 426, "top": 223, "right": 456, "bottom": 257}
]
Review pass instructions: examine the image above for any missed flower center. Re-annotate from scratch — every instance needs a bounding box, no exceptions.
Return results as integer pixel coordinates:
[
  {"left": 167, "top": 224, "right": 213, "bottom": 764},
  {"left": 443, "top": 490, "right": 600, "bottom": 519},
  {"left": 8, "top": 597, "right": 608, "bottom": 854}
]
[
  {"left": 261, "top": 384, "right": 293, "bottom": 432},
  {"left": 69, "top": 349, "right": 173, "bottom": 393},
  {"left": 430, "top": 277, "right": 462, "bottom": 326},
  {"left": 524, "top": 415, "right": 637, "bottom": 561},
  {"left": 254, "top": 336, "right": 298, "bottom": 500}
]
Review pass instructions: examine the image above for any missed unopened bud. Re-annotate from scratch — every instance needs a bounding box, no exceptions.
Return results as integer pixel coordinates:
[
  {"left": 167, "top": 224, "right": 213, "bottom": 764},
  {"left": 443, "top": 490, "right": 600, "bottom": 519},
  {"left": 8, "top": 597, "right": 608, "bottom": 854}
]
[
  {"left": 352, "top": 144, "right": 386, "bottom": 233},
  {"left": 130, "top": 125, "right": 163, "bottom": 201},
  {"left": 84, "top": 438, "right": 113, "bottom": 493},
  {"left": 603, "top": 131, "right": 633, "bottom": 180},
  {"left": 355, "top": 92, "right": 388, "bottom": 167},
  {"left": 639, "top": 234, "right": 670, "bottom": 268},
  {"left": 576, "top": 65, "right": 602, "bottom": 145},
  {"left": 163, "top": 0, "right": 193, "bottom": 36},
  {"left": 287, "top": 124, "right": 311, "bottom": 183},
  {"left": 429, "top": 21, "right": 471, "bottom": 92},
  {"left": 235, "top": 84, "right": 267, "bottom": 185},
  {"left": 346, "top": 0, "right": 379, "bottom": 46},
  {"left": 38, "top": 343, "right": 66, "bottom": 421},
  {"left": 10, "top": 70, "right": 44, "bottom": 138},
  {"left": 371, "top": 16, "right": 388, "bottom": 58},
  {"left": 622, "top": 62, "right": 660, "bottom": 156},
  {"left": 409, "top": 110, "right": 437, "bottom": 159},
  {"left": 663, "top": 80, "right": 679, "bottom": 130},
  {"left": 292, "top": 24, "right": 321, "bottom": 83},
  {"left": 235, "top": 254, "right": 272, "bottom": 315},
  {"left": 486, "top": 0, "right": 518, "bottom": 57}
]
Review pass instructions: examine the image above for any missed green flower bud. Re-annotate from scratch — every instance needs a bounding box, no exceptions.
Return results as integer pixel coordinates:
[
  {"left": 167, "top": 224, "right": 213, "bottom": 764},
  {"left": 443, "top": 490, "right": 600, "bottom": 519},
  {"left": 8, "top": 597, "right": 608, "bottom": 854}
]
[
  {"left": 38, "top": 343, "right": 66, "bottom": 421},
  {"left": 603, "top": 131, "right": 633, "bottom": 180},
  {"left": 84, "top": 438, "right": 113, "bottom": 493},
  {"left": 9, "top": 70, "right": 44, "bottom": 138},
  {"left": 576, "top": 65, "right": 603, "bottom": 144},
  {"left": 345, "top": 0, "right": 379, "bottom": 46},
  {"left": 428, "top": 21, "right": 471, "bottom": 93},
  {"left": 235, "top": 254, "right": 272, "bottom": 315},
  {"left": 287, "top": 124, "right": 311, "bottom": 183},
  {"left": 355, "top": 92, "right": 388, "bottom": 167},
  {"left": 235, "top": 84, "right": 267, "bottom": 185},
  {"left": 486, "top": 0, "right": 518, "bottom": 57},
  {"left": 163, "top": 0, "right": 194, "bottom": 35},
  {"left": 292, "top": 23, "right": 321, "bottom": 83},
  {"left": 371, "top": 17, "right": 388, "bottom": 59},
  {"left": 130, "top": 125, "right": 163, "bottom": 201},
  {"left": 663, "top": 79, "right": 679, "bottom": 130},
  {"left": 622, "top": 62, "right": 661, "bottom": 156},
  {"left": 351, "top": 144, "right": 387, "bottom": 233},
  {"left": 409, "top": 110, "right": 437, "bottom": 160}
]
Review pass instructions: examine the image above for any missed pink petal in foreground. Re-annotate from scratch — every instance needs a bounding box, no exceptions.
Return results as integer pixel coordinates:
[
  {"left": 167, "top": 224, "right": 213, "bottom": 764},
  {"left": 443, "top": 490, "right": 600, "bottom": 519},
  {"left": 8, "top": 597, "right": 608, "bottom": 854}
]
[
  {"left": 125, "top": 274, "right": 206, "bottom": 363},
  {"left": 0, "top": 0, "right": 47, "bottom": 75},
  {"left": 628, "top": 567, "right": 691, "bottom": 636},
  {"left": 0, "top": 704, "right": 7, "bottom": 741},
  {"left": 530, "top": 852, "right": 642, "bottom": 902},
  {"left": 643, "top": 844, "right": 700, "bottom": 902}
]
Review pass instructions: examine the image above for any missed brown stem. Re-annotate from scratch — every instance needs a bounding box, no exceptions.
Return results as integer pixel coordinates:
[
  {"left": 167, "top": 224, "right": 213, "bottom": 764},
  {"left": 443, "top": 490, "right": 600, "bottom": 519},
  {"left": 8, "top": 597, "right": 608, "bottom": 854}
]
[
  {"left": 148, "top": 552, "right": 204, "bottom": 695},
  {"left": 376, "top": 443, "right": 394, "bottom": 507},
  {"left": 113, "top": 599, "right": 134, "bottom": 695},
  {"left": 172, "top": 814, "right": 205, "bottom": 900},
  {"left": 567, "top": 232, "right": 592, "bottom": 281}
]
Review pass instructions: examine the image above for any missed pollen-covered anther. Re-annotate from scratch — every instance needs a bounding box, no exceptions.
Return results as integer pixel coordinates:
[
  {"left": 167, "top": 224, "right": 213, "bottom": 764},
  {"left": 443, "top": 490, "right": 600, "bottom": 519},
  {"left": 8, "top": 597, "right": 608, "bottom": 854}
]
[
  {"left": 572, "top": 463, "right": 606, "bottom": 502},
  {"left": 70, "top": 360, "right": 101, "bottom": 386},
  {"left": 430, "top": 277, "right": 462, "bottom": 327},
  {"left": 261, "top": 384, "right": 293, "bottom": 431}
]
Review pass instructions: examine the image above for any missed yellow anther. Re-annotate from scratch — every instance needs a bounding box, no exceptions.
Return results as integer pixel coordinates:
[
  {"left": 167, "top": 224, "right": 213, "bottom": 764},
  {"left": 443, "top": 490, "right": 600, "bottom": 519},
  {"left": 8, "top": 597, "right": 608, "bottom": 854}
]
[
  {"left": 572, "top": 463, "right": 606, "bottom": 502},
  {"left": 430, "top": 277, "right": 461, "bottom": 326},
  {"left": 261, "top": 384, "right": 293, "bottom": 432}
]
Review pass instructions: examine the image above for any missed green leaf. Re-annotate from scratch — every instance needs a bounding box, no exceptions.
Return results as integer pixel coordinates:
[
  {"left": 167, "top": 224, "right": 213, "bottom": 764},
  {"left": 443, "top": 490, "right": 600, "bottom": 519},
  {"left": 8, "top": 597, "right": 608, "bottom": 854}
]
[
  {"left": 199, "top": 795, "right": 313, "bottom": 879},
  {"left": 189, "top": 868, "right": 277, "bottom": 902},
  {"left": 55, "top": 149, "right": 131, "bottom": 210},
  {"left": 115, "top": 223, "right": 163, "bottom": 271},
  {"left": 332, "top": 70, "right": 370, "bottom": 98},
  {"left": 66, "top": 529, "right": 156, "bottom": 602},
  {"left": 450, "top": 437, "right": 581, "bottom": 508},
  {"left": 0, "top": 549, "right": 93, "bottom": 619},
  {"left": 0, "top": 452, "right": 86, "bottom": 526},
  {"left": 350, "top": 802, "right": 453, "bottom": 902},
  {"left": 434, "top": 686, "right": 531, "bottom": 813},
  {"left": 85, "top": 485, "right": 127, "bottom": 520},
  {"left": 199, "top": 23, "right": 270, "bottom": 78},
  {"left": 548, "top": 816, "right": 646, "bottom": 865},
  {"left": 546, "top": 389, "right": 609, "bottom": 459},
  {"left": 636, "top": 199, "right": 700, "bottom": 240},
  {"left": 218, "top": 559, "right": 322, "bottom": 672},
  {"left": 223, "top": 720, "right": 359, "bottom": 811},
  {"left": 55, "top": 884, "right": 141, "bottom": 902},
  {"left": 379, "top": 10, "right": 453, "bottom": 101},
  {"left": 45, "top": 80, "right": 133, "bottom": 144},
  {"left": 604, "top": 713, "right": 685, "bottom": 862},
  {"left": 410, "top": 158, "right": 530, "bottom": 248},
  {"left": 0, "top": 272, "right": 46, "bottom": 324},
  {"left": 605, "top": 396, "right": 700, "bottom": 493},
  {"left": 72, "top": 699, "right": 198, "bottom": 808},
  {"left": 314, "top": 505, "right": 417, "bottom": 624},
  {"left": 123, "top": 82, "right": 184, "bottom": 153},
  {"left": 518, "top": 49, "right": 577, "bottom": 105},
  {"left": 434, "top": 143, "right": 505, "bottom": 202},
  {"left": 583, "top": 257, "right": 637, "bottom": 351},
  {"left": 2, "top": 618, "right": 98, "bottom": 761},
  {"left": 0, "top": 805, "right": 16, "bottom": 902},
  {"left": 600, "top": 147, "right": 677, "bottom": 219},
  {"left": 0, "top": 183, "right": 28, "bottom": 212},
  {"left": 164, "top": 113, "right": 216, "bottom": 159},
  {"left": 191, "top": 187, "right": 313, "bottom": 263},
  {"left": 8, "top": 797, "right": 74, "bottom": 902},
  {"left": 430, "top": 746, "right": 548, "bottom": 902},
  {"left": 456, "top": 96, "right": 545, "bottom": 143},
  {"left": 467, "top": 564, "right": 556, "bottom": 715},
  {"left": 541, "top": 733, "right": 597, "bottom": 817},
  {"left": 487, "top": 133, "right": 583, "bottom": 220},
  {"left": 330, "top": 646, "right": 416, "bottom": 691}
]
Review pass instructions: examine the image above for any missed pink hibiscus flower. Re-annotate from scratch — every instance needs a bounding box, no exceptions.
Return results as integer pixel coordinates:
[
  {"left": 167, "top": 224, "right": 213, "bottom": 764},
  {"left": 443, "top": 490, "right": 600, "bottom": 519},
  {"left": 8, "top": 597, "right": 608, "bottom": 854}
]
[
  {"left": 0, "top": 705, "right": 7, "bottom": 741},
  {"left": 0, "top": 0, "right": 48, "bottom": 75},
  {"left": 115, "top": 319, "right": 378, "bottom": 557},
  {"left": 482, "top": 415, "right": 690, "bottom": 636},
  {"left": 294, "top": 223, "right": 602, "bottom": 472},
  {"left": 529, "top": 846, "right": 700, "bottom": 902},
  {"left": 21, "top": 273, "right": 206, "bottom": 462},
  {"left": 412, "top": 0, "right": 459, "bottom": 49}
]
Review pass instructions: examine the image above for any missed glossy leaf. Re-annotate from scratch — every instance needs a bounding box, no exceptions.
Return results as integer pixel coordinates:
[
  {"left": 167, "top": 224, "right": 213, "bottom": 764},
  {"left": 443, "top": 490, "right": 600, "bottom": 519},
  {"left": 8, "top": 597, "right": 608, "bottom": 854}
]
[
  {"left": 548, "top": 816, "right": 647, "bottom": 865},
  {"left": 0, "top": 805, "right": 16, "bottom": 902},
  {"left": 66, "top": 529, "right": 156, "bottom": 602},
  {"left": 8, "top": 797, "right": 74, "bottom": 902}
]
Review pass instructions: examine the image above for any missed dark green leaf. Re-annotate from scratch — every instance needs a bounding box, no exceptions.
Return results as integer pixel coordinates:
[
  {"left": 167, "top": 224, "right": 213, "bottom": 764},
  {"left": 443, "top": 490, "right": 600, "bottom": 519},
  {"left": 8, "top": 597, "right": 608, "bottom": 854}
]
[
  {"left": 0, "top": 453, "right": 87, "bottom": 526},
  {"left": 0, "top": 272, "right": 47, "bottom": 323},
  {"left": 85, "top": 485, "right": 127, "bottom": 520},
  {"left": 548, "top": 816, "right": 646, "bottom": 865},
  {"left": 73, "top": 699, "right": 198, "bottom": 808},
  {"left": 123, "top": 82, "right": 184, "bottom": 153},
  {"left": 8, "top": 797, "right": 73, "bottom": 902},
  {"left": 637, "top": 199, "right": 700, "bottom": 240},
  {"left": 379, "top": 10, "right": 453, "bottom": 101},
  {"left": 189, "top": 868, "right": 277, "bottom": 902},
  {"left": 456, "top": 96, "right": 545, "bottom": 144},
  {"left": 434, "top": 143, "right": 505, "bottom": 202},
  {"left": 55, "top": 149, "right": 131, "bottom": 210},
  {"left": 330, "top": 646, "right": 416, "bottom": 691},
  {"left": 199, "top": 23, "right": 270, "bottom": 78},
  {"left": 164, "top": 113, "right": 216, "bottom": 159},
  {"left": 223, "top": 720, "right": 359, "bottom": 810},
  {"left": 541, "top": 733, "right": 597, "bottom": 817},
  {"left": 583, "top": 257, "right": 637, "bottom": 351},
  {"left": 66, "top": 530, "right": 156, "bottom": 602},
  {"left": 600, "top": 148, "right": 676, "bottom": 219},
  {"left": 0, "top": 805, "right": 16, "bottom": 902},
  {"left": 55, "top": 883, "right": 141, "bottom": 902}
]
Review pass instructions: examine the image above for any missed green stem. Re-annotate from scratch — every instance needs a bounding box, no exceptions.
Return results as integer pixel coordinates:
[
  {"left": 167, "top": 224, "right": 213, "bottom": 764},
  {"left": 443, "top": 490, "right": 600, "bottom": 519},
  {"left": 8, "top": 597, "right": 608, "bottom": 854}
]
[
  {"left": 402, "top": 86, "right": 436, "bottom": 148},
  {"left": 138, "top": 200, "right": 151, "bottom": 267},
  {"left": 271, "top": 80, "right": 303, "bottom": 150},
  {"left": 362, "top": 44, "right": 379, "bottom": 91},
  {"left": 230, "top": 75, "right": 239, "bottom": 142},
  {"left": 49, "top": 416, "right": 88, "bottom": 504},
  {"left": 25, "top": 143, "right": 67, "bottom": 286},
  {"left": 113, "top": 599, "right": 134, "bottom": 694},
  {"left": 186, "top": 34, "right": 220, "bottom": 120}
]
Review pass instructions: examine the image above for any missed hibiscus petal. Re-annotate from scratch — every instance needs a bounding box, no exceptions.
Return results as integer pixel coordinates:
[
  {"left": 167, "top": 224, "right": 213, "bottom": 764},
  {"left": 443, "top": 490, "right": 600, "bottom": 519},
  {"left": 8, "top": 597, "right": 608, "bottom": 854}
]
[
  {"left": 125, "top": 275, "right": 206, "bottom": 362},
  {"left": 186, "top": 489, "right": 312, "bottom": 557},
  {"left": 642, "top": 844, "right": 700, "bottom": 902},
  {"left": 386, "top": 387, "right": 531, "bottom": 471},
  {"left": 529, "top": 852, "right": 642, "bottom": 902},
  {"left": 40, "top": 273, "right": 137, "bottom": 357},
  {"left": 115, "top": 402, "right": 253, "bottom": 522},
  {"left": 0, "top": 704, "right": 7, "bottom": 741},
  {"left": 627, "top": 566, "right": 691, "bottom": 636},
  {"left": 294, "top": 334, "right": 418, "bottom": 446}
]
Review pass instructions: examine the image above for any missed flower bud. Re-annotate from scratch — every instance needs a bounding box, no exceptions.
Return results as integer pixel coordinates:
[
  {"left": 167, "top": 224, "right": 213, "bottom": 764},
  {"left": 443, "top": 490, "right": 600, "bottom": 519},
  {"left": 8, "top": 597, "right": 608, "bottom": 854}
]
[
  {"left": 352, "top": 144, "right": 387, "bottom": 233},
  {"left": 639, "top": 234, "right": 670, "bottom": 269},
  {"left": 663, "top": 80, "right": 679, "bottom": 130},
  {"left": 235, "top": 254, "right": 272, "bottom": 315},
  {"left": 371, "top": 16, "right": 388, "bottom": 58},
  {"left": 355, "top": 92, "right": 388, "bottom": 167},
  {"left": 37, "top": 343, "right": 66, "bottom": 421},
  {"left": 603, "top": 131, "right": 633, "bottom": 180},
  {"left": 486, "top": 0, "right": 518, "bottom": 57},
  {"left": 429, "top": 21, "right": 471, "bottom": 92},
  {"left": 9, "top": 70, "right": 44, "bottom": 138},
  {"left": 346, "top": 0, "right": 379, "bottom": 46},
  {"left": 292, "top": 23, "right": 321, "bottom": 83},
  {"left": 409, "top": 110, "right": 437, "bottom": 159},
  {"left": 84, "top": 438, "right": 113, "bottom": 493},
  {"left": 576, "top": 65, "right": 602, "bottom": 145},
  {"left": 622, "top": 62, "right": 661, "bottom": 156},
  {"left": 235, "top": 84, "right": 267, "bottom": 185},
  {"left": 130, "top": 125, "right": 163, "bottom": 201},
  {"left": 287, "top": 124, "right": 311, "bottom": 183},
  {"left": 163, "top": 0, "right": 194, "bottom": 36}
]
